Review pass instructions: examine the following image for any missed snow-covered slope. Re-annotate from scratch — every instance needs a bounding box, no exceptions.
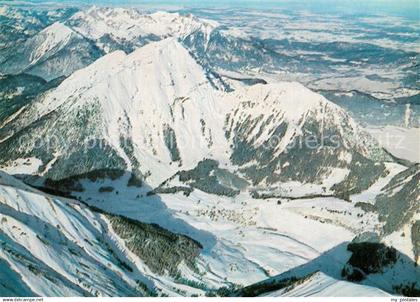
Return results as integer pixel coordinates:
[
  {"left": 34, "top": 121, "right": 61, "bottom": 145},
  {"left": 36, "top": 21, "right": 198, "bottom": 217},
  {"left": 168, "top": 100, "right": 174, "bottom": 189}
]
[
  {"left": 0, "top": 171, "right": 144, "bottom": 296},
  {"left": 262, "top": 272, "right": 390, "bottom": 297},
  {"left": 367, "top": 126, "right": 420, "bottom": 163},
  {"left": 66, "top": 7, "right": 217, "bottom": 53},
  {"left": 0, "top": 21, "right": 102, "bottom": 81},
  {"left": 224, "top": 82, "right": 389, "bottom": 195},
  {"left": 0, "top": 6, "right": 77, "bottom": 49},
  {"left": 0, "top": 171, "right": 218, "bottom": 297},
  {"left": 1, "top": 169, "right": 408, "bottom": 297},
  {"left": 0, "top": 38, "right": 229, "bottom": 184},
  {"left": 376, "top": 164, "right": 420, "bottom": 265}
]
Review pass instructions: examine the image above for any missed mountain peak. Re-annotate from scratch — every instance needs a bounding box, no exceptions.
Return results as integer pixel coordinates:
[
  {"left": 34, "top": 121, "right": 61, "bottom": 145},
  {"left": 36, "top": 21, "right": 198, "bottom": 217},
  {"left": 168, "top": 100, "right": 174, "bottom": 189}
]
[
  {"left": 67, "top": 7, "right": 218, "bottom": 42},
  {"left": 60, "top": 37, "right": 208, "bottom": 97},
  {"left": 40, "top": 21, "right": 73, "bottom": 35},
  {"left": 239, "top": 82, "right": 332, "bottom": 122},
  {"left": 127, "top": 37, "right": 191, "bottom": 63},
  {"left": 29, "top": 22, "right": 74, "bottom": 62}
]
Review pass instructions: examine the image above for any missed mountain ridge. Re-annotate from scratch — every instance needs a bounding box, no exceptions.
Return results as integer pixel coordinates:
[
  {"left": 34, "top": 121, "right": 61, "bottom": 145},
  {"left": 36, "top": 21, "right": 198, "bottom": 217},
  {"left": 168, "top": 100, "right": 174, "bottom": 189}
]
[{"left": 0, "top": 38, "right": 389, "bottom": 195}]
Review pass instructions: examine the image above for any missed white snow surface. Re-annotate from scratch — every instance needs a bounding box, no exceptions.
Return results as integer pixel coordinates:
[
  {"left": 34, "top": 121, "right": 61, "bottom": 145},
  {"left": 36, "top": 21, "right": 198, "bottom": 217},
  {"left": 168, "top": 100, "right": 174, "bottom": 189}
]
[
  {"left": 28, "top": 22, "right": 74, "bottom": 65},
  {"left": 262, "top": 272, "right": 390, "bottom": 297},
  {"left": 68, "top": 6, "right": 217, "bottom": 48},
  {"left": 20, "top": 38, "right": 230, "bottom": 185},
  {"left": 0, "top": 169, "right": 394, "bottom": 296},
  {"left": 0, "top": 172, "right": 140, "bottom": 296},
  {"left": 71, "top": 172, "right": 386, "bottom": 288},
  {"left": 367, "top": 126, "right": 420, "bottom": 163}
]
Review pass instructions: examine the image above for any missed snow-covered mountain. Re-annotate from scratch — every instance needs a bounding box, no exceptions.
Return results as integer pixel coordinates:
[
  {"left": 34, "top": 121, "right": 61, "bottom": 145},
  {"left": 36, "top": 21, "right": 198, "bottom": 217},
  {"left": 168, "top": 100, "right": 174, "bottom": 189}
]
[
  {"left": 233, "top": 234, "right": 419, "bottom": 297},
  {"left": 0, "top": 171, "right": 145, "bottom": 296},
  {"left": 0, "top": 5, "right": 418, "bottom": 298},
  {"left": 2, "top": 167, "right": 416, "bottom": 297},
  {"left": 1, "top": 5, "right": 418, "bottom": 109},
  {"left": 0, "top": 39, "right": 225, "bottom": 182},
  {"left": 0, "top": 22, "right": 102, "bottom": 81},
  {"left": 0, "top": 5, "right": 77, "bottom": 48},
  {"left": 0, "top": 170, "right": 218, "bottom": 296},
  {"left": 0, "top": 38, "right": 388, "bottom": 195},
  {"left": 0, "top": 6, "right": 218, "bottom": 81},
  {"left": 66, "top": 6, "right": 217, "bottom": 53}
]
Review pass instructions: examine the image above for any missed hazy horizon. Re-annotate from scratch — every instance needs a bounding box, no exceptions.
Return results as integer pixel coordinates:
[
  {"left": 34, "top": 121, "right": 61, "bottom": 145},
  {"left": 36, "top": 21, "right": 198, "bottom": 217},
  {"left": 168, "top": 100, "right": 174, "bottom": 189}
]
[{"left": 1, "top": 0, "right": 419, "bottom": 19}]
